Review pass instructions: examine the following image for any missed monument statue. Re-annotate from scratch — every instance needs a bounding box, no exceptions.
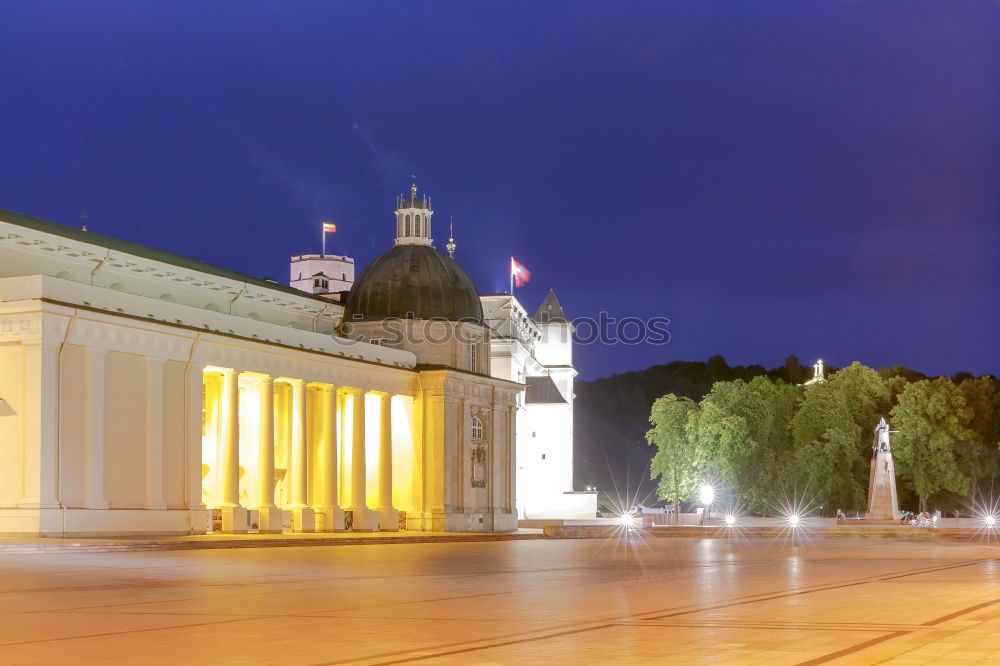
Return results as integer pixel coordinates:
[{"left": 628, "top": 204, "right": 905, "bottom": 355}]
[
  {"left": 873, "top": 416, "right": 897, "bottom": 453},
  {"left": 865, "top": 417, "right": 900, "bottom": 520}
]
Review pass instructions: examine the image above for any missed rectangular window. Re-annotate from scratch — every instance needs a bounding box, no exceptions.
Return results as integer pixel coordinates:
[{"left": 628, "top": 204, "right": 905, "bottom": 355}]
[{"left": 469, "top": 342, "right": 477, "bottom": 373}]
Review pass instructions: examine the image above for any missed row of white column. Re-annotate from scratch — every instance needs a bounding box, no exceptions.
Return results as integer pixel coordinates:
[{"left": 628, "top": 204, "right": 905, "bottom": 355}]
[
  {"left": 211, "top": 368, "right": 396, "bottom": 533},
  {"left": 11, "top": 342, "right": 396, "bottom": 535}
]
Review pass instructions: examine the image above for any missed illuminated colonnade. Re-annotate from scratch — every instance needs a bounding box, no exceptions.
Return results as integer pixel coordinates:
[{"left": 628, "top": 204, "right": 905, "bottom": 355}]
[{"left": 200, "top": 366, "right": 407, "bottom": 533}]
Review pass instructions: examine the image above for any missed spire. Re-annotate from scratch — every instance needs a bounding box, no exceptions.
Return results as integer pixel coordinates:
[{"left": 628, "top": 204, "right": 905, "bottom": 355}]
[
  {"left": 446, "top": 216, "right": 456, "bottom": 258},
  {"left": 532, "top": 289, "right": 568, "bottom": 324}
]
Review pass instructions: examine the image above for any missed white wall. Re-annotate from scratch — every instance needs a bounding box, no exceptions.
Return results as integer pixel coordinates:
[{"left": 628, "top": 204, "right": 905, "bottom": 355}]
[{"left": 290, "top": 254, "right": 354, "bottom": 295}]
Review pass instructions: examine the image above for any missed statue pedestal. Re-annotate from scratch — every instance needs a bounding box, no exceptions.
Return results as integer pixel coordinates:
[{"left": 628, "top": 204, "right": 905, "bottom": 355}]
[{"left": 865, "top": 451, "right": 900, "bottom": 520}]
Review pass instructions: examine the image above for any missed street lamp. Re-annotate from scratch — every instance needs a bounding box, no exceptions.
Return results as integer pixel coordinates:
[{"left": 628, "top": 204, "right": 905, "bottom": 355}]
[{"left": 699, "top": 484, "right": 715, "bottom": 525}]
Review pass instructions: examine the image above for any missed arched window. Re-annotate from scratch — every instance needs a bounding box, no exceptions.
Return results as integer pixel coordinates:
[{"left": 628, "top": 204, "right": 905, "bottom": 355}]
[
  {"left": 471, "top": 416, "right": 483, "bottom": 440},
  {"left": 405, "top": 215, "right": 410, "bottom": 236},
  {"left": 414, "top": 217, "right": 421, "bottom": 237}
]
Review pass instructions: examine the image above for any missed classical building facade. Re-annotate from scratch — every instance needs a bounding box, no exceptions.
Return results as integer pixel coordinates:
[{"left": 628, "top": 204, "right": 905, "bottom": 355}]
[
  {"left": 481, "top": 292, "right": 597, "bottom": 520},
  {"left": 288, "top": 185, "right": 596, "bottom": 522},
  {"left": 0, "top": 194, "right": 519, "bottom": 536}
]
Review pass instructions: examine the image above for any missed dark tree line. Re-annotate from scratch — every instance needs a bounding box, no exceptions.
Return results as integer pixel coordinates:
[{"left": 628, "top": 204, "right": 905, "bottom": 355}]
[
  {"left": 575, "top": 355, "right": 815, "bottom": 506},
  {"left": 645, "top": 360, "right": 1000, "bottom": 515}
]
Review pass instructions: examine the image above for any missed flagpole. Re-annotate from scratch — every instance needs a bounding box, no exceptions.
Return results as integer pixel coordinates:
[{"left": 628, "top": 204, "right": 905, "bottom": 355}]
[
  {"left": 510, "top": 256, "right": 514, "bottom": 295},
  {"left": 322, "top": 225, "right": 326, "bottom": 258}
]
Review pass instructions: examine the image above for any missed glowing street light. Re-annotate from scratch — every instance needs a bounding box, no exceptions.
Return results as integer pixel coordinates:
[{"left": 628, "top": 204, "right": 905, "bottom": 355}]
[
  {"left": 619, "top": 512, "right": 638, "bottom": 530},
  {"left": 985, "top": 514, "right": 997, "bottom": 528},
  {"left": 699, "top": 484, "right": 715, "bottom": 506},
  {"left": 724, "top": 514, "right": 737, "bottom": 527},
  {"left": 698, "top": 484, "right": 715, "bottom": 526},
  {"left": 787, "top": 513, "right": 801, "bottom": 528}
]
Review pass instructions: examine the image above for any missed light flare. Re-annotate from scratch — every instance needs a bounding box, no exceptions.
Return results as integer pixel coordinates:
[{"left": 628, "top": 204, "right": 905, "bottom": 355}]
[
  {"left": 618, "top": 512, "right": 639, "bottom": 529},
  {"left": 699, "top": 484, "right": 716, "bottom": 506}
]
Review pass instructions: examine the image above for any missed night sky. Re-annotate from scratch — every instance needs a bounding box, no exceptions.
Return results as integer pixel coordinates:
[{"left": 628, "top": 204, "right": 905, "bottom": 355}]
[{"left": 1, "top": 2, "right": 997, "bottom": 380}]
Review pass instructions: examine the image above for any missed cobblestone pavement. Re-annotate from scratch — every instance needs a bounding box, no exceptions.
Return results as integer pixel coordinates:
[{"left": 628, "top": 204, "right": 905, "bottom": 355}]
[{"left": 1, "top": 536, "right": 999, "bottom": 664}]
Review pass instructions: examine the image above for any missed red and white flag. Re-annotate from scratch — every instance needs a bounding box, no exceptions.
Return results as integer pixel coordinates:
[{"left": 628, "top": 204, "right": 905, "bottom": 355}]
[{"left": 511, "top": 257, "right": 531, "bottom": 289}]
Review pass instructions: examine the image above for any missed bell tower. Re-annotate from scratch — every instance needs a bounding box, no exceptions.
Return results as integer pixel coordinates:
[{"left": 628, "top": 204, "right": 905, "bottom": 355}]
[{"left": 394, "top": 181, "right": 433, "bottom": 246}]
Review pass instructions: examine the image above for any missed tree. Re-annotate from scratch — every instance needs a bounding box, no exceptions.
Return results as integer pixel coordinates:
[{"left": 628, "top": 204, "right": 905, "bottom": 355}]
[
  {"left": 792, "top": 362, "right": 889, "bottom": 511},
  {"left": 955, "top": 377, "right": 1000, "bottom": 504},
  {"left": 891, "top": 378, "right": 975, "bottom": 512},
  {"left": 691, "top": 376, "right": 800, "bottom": 512},
  {"left": 781, "top": 355, "right": 811, "bottom": 385},
  {"left": 646, "top": 395, "right": 703, "bottom": 524}
]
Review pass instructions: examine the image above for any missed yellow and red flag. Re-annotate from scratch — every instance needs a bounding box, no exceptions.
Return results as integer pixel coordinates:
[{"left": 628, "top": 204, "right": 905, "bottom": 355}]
[{"left": 323, "top": 222, "right": 337, "bottom": 233}]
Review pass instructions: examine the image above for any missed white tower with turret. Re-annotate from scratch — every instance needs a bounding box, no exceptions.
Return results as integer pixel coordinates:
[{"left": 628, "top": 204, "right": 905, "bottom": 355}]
[{"left": 394, "top": 183, "right": 433, "bottom": 246}]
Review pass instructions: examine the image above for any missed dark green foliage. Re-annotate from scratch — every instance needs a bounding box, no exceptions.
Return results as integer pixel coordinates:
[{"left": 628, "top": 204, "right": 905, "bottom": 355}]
[
  {"left": 575, "top": 357, "right": 813, "bottom": 502},
  {"left": 580, "top": 356, "right": 1000, "bottom": 514},
  {"left": 792, "top": 363, "right": 889, "bottom": 510},
  {"left": 646, "top": 395, "right": 702, "bottom": 523},
  {"left": 891, "top": 378, "right": 975, "bottom": 512},
  {"left": 693, "top": 377, "right": 801, "bottom": 512}
]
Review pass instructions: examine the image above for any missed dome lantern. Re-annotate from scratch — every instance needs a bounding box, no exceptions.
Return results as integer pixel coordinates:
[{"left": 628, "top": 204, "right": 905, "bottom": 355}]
[{"left": 394, "top": 180, "right": 433, "bottom": 247}]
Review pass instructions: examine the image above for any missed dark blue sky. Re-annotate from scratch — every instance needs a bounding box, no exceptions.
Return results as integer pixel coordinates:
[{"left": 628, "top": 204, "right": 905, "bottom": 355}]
[{"left": 2, "top": 2, "right": 997, "bottom": 380}]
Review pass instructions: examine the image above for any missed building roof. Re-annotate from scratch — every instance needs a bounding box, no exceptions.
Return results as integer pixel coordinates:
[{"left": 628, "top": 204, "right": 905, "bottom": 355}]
[
  {"left": 0, "top": 206, "right": 331, "bottom": 304},
  {"left": 343, "top": 244, "right": 484, "bottom": 324},
  {"left": 532, "top": 289, "right": 568, "bottom": 324},
  {"left": 525, "top": 375, "right": 567, "bottom": 404}
]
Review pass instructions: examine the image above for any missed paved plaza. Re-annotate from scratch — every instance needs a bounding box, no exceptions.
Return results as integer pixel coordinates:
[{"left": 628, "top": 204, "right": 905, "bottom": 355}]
[{"left": 2, "top": 536, "right": 1000, "bottom": 664}]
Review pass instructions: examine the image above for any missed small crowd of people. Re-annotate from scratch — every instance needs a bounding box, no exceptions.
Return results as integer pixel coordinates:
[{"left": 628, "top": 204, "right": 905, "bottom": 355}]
[
  {"left": 834, "top": 507, "right": 943, "bottom": 526},
  {"left": 900, "top": 510, "right": 941, "bottom": 526}
]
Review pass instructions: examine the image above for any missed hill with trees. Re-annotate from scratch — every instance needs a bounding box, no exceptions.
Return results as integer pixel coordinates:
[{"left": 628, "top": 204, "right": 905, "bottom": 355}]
[{"left": 574, "top": 356, "right": 999, "bottom": 515}]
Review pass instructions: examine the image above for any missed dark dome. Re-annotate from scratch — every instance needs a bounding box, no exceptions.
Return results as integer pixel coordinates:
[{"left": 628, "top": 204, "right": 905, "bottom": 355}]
[{"left": 344, "top": 244, "right": 483, "bottom": 324}]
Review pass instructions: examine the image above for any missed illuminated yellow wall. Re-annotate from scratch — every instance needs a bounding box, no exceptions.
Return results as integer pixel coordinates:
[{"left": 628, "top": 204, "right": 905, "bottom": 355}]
[
  {"left": 339, "top": 390, "right": 354, "bottom": 507},
  {"left": 0, "top": 345, "right": 25, "bottom": 507},
  {"left": 306, "top": 384, "right": 321, "bottom": 506},
  {"left": 391, "top": 395, "right": 416, "bottom": 513},
  {"left": 237, "top": 378, "right": 260, "bottom": 507},
  {"left": 201, "top": 372, "right": 221, "bottom": 507}
]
